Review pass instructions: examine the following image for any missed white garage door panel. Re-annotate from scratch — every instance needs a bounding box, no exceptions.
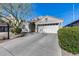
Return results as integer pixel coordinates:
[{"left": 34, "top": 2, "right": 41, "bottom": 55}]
[
  {"left": 43, "top": 25, "right": 59, "bottom": 33},
  {"left": 38, "top": 25, "right": 59, "bottom": 33}
]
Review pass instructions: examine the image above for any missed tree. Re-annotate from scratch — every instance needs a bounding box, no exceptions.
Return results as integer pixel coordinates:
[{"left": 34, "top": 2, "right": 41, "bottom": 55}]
[{"left": 0, "top": 3, "right": 32, "bottom": 34}]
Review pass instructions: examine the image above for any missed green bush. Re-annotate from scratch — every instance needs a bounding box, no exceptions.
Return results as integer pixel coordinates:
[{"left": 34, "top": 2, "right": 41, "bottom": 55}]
[
  {"left": 11, "top": 27, "right": 22, "bottom": 34},
  {"left": 58, "top": 27, "right": 79, "bottom": 54}
]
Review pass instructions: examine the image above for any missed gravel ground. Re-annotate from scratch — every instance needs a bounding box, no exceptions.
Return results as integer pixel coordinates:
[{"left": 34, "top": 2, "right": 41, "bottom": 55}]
[{"left": 0, "top": 32, "right": 26, "bottom": 43}]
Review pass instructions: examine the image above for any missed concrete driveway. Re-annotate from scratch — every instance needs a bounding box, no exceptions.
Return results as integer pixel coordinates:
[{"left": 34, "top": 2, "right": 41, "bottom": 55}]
[{"left": 0, "top": 33, "right": 61, "bottom": 56}]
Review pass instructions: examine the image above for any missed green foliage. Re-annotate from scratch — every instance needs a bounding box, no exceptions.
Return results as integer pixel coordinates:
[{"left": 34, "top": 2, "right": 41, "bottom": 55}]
[
  {"left": 58, "top": 27, "right": 79, "bottom": 54},
  {"left": 11, "top": 27, "right": 22, "bottom": 35}
]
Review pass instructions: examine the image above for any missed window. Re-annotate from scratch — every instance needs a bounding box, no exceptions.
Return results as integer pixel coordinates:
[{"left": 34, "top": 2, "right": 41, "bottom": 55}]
[{"left": 0, "top": 26, "right": 8, "bottom": 32}]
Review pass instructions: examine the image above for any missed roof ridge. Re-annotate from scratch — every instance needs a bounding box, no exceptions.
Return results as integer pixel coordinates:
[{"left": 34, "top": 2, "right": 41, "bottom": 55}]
[{"left": 65, "top": 19, "right": 79, "bottom": 27}]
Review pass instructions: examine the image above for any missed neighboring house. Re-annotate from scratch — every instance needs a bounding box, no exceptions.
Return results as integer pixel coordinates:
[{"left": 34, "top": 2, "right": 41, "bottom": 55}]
[
  {"left": 0, "top": 22, "right": 9, "bottom": 39},
  {"left": 0, "top": 22, "right": 8, "bottom": 32},
  {"left": 31, "top": 16, "right": 63, "bottom": 33},
  {"left": 65, "top": 20, "right": 79, "bottom": 27}
]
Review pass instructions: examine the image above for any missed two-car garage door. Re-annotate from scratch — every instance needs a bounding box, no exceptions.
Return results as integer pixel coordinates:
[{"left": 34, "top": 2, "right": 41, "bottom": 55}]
[{"left": 37, "top": 24, "right": 59, "bottom": 33}]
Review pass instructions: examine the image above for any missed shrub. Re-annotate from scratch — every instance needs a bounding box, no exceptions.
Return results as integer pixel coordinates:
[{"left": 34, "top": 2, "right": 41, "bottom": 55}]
[
  {"left": 58, "top": 27, "right": 79, "bottom": 54},
  {"left": 11, "top": 27, "right": 22, "bottom": 34}
]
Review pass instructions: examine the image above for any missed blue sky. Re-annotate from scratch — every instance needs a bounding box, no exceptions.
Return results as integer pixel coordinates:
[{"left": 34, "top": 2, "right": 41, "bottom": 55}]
[{"left": 32, "top": 3, "right": 79, "bottom": 26}]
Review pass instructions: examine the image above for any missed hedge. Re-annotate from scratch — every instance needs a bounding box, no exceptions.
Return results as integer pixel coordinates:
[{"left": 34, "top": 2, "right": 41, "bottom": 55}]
[{"left": 58, "top": 27, "right": 79, "bottom": 54}]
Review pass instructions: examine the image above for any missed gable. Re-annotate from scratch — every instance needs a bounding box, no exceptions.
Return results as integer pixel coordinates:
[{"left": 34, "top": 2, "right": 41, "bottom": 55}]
[{"left": 35, "top": 16, "right": 63, "bottom": 24}]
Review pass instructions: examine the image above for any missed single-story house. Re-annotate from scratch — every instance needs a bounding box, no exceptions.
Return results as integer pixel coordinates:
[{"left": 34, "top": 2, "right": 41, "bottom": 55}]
[
  {"left": 31, "top": 16, "right": 63, "bottom": 33},
  {"left": 65, "top": 20, "right": 79, "bottom": 27}
]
